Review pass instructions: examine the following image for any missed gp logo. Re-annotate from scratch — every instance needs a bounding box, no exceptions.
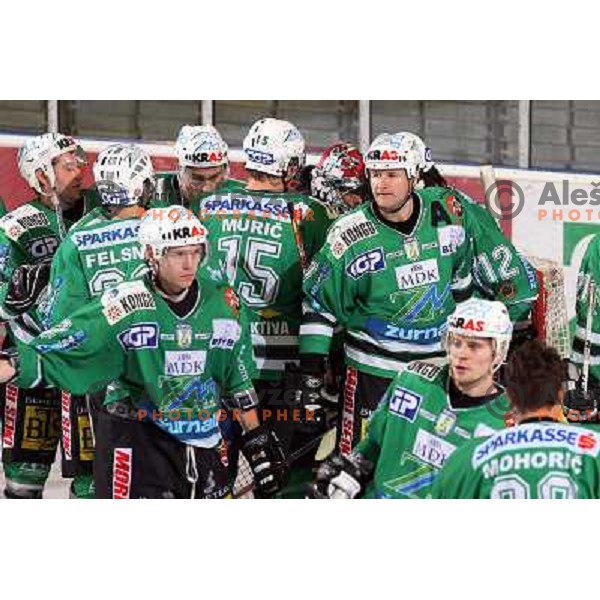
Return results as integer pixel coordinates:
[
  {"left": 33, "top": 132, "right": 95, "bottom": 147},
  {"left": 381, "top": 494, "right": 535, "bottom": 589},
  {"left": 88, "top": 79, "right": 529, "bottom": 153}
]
[
  {"left": 27, "top": 236, "right": 59, "bottom": 259},
  {"left": 345, "top": 248, "right": 385, "bottom": 279},
  {"left": 389, "top": 388, "right": 422, "bottom": 422},
  {"left": 117, "top": 323, "right": 159, "bottom": 350}
]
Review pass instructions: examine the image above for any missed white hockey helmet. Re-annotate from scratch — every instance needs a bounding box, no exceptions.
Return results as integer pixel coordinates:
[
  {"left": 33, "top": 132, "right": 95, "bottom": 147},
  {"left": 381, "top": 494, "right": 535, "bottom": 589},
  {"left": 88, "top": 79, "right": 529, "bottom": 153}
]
[
  {"left": 138, "top": 205, "right": 208, "bottom": 262},
  {"left": 17, "top": 133, "right": 86, "bottom": 193},
  {"left": 93, "top": 144, "right": 155, "bottom": 207},
  {"left": 444, "top": 298, "right": 513, "bottom": 370},
  {"left": 243, "top": 117, "right": 305, "bottom": 178},
  {"left": 174, "top": 125, "right": 228, "bottom": 169},
  {"left": 365, "top": 132, "right": 432, "bottom": 179}
]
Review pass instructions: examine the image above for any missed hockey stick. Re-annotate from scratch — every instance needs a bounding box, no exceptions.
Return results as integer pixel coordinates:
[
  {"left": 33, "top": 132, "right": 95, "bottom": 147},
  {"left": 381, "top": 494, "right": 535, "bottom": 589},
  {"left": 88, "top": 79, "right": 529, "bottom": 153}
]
[
  {"left": 581, "top": 277, "right": 597, "bottom": 395},
  {"left": 287, "top": 200, "right": 308, "bottom": 272}
]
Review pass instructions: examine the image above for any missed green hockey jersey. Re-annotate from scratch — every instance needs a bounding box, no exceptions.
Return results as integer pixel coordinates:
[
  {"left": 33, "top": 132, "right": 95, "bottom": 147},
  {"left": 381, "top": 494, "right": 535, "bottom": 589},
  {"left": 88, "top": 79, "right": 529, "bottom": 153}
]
[
  {"left": 0, "top": 190, "right": 99, "bottom": 333},
  {"left": 572, "top": 234, "right": 600, "bottom": 384},
  {"left": 0, "top": 199, "right": 69, "bottom": 323},
  {"left": 301, "top": 187, "right": 538, "bottom": 378},
  {"left": 198, "top": 188, "right": 334, "bottom": 380},
  {"left": 15, "top": 276, "right": 256, "bottom": 448},
  {"left": 355, "top": 361, "right": 507, "bottom": 498},
  {"left": 432, "top": 420, "right": 600, "bottom": 498},
  {"left": 155, "top": 172, "right": 245, "bottom": 213},
  {"left": 38, "top": 202, "right": 168, "bottom": 329}
]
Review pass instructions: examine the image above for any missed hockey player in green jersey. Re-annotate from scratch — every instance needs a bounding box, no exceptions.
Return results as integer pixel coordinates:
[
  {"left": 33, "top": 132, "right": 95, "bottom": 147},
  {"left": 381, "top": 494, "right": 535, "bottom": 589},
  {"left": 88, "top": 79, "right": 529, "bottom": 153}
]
[
  {"left": 568, "top": 236, "right": 600, "bottom": 424},
  {"left": 41, "top": 143, "right": 159, "bottom": 328},
  {"left": 0, "top": 207, "right": 286, "bottom": 498},
  {"left": 155, "top": 124, "right": 243, "bottom": 211},
  {"left": 0, "top": 134, "right": 99, "bottom": 322},
  {"left": 0, "top": 132, "right": 100, "bottom": 499},
  {"left": 432, "top": 339, "right": 600, "bottom": 499},
  {"left": 199, "top": 118, "right": 333, "bottom": 479},
  {"left": 31, "top": 143, "right": 160, "bottom": 499},
  {"left": 300, "top": 131, "right": 538, "bottom": 456},
  {"left": 307, "top": 298, "right": 512, "bottom": 499},
  {"left": 218, "top": 118, "right": 333, "bottom": 380},
  {"left": 309, "top": 143, "right": 370, "bottom": 409}
]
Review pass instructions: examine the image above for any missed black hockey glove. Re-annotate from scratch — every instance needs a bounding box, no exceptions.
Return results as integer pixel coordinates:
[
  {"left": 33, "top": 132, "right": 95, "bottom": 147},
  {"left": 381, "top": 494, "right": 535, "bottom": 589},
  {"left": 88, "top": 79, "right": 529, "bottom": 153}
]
[
  {"left": 284, "top": 358, "right": 337, "bottom": 431},
  {"left": 5, "top": 261, "right": 51, "bottom": 316},
  {"left": 563, "top": 387, "right": 596, "bottom": 423},
  {"left": 563, "top": 362, "right": 599, "bottom": 423},
  {"left": 240, "top": 425, "right": 288, "bottom": 498},
  {"left": 306, "top": 453, "right": 374, "bottom": 499}
]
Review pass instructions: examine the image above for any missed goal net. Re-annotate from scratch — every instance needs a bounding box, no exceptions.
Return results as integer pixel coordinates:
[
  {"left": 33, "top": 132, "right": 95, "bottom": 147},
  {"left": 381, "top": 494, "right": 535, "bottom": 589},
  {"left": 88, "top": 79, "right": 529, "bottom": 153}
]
[
  {"left": 233, "top": 453, "right": 255, "bottom": 499},
  {"left": 528, "top": 255, "right": 571, "bottom": 359}
]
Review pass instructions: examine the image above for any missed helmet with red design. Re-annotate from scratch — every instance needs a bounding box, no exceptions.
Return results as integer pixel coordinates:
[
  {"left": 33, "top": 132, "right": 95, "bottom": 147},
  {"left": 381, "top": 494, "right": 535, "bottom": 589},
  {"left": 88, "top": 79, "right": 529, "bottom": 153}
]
[
  {"left": 138, "top": 205, "right": 209, "bottom": 266},
  {"left": 443, "top": 298, "right": 513, "bottom": 372},
  {"left": 311, "top": 143, "right": 367, "bottom": 213},
  {"left": 365, "top": 131, "right": 433, "bottom": 179}
]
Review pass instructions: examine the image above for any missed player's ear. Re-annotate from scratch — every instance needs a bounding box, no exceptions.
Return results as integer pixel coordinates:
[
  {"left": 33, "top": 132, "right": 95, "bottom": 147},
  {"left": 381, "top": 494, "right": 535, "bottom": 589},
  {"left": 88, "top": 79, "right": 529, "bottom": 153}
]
[{"left": 36, "top": 169, "right": 51, "bottom": 194}]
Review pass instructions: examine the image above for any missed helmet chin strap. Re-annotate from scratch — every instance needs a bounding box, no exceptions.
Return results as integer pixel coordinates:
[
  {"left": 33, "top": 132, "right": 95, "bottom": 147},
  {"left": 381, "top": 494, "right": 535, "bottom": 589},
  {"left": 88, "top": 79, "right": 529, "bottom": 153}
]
[
  {"left": 491, "top": 338, "right": 510, "bottom": 374},
  {"left": 282, "top": 167, "right": 291, "bottom": 193},
  {"left": 40, "top": 171, "right": 67, "bottom": 241}
]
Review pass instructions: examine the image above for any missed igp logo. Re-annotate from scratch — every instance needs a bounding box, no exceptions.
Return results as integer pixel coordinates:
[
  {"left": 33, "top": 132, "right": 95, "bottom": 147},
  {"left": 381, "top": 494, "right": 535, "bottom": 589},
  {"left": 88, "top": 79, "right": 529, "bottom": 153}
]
[
  {"left": 345, "top": 248, "right": 385, "bottom": 279},
  {"left": 117, "top": 323, "right": 159, "bottom": 350},
  {"left": 389, "top": 387, "right": 422, "bottom": 422},
  {"left": 27, "top": 236, "right": 59, "bottom": 259}
]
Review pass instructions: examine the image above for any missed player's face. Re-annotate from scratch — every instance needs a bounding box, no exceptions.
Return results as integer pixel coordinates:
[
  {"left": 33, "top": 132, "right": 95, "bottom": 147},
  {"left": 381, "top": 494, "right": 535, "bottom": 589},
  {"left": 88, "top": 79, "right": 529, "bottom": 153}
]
[
  {"left": 448, "top": 334, "right": 495, "bottom": 390},
  {"left": 180, "top": 165, "right": 226, "bottom": 199},
  {"left": 369, "top": 169, "right": 411, "bottom": 213},
  {"left": 52, "top": 151, "right": 86, "bottom": 207},
  {"left": 157, "top": 244, "right": 204, "bottom": 294}
]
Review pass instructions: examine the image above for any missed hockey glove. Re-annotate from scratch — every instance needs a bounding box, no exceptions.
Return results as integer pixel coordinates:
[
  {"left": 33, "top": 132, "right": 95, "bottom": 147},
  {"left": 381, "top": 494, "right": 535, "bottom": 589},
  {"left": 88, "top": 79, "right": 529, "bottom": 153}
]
[
  {"left": 284, "top": 359, "right": 337, "bottom": 431},
  {"left": 563, "top": 387, "right": 596, "bottom": 423},
  {"left": 5, "top": 261, "right": 51, "bottom": 316},
  {"left": 240, "top": 425, "right": 288, "bottom": 498},
  {"left": 306, "top": 452, "right": 374, "bottom": 499},
  {"left": 563, "top": 362, "right": 598, "bottom": 423}
]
